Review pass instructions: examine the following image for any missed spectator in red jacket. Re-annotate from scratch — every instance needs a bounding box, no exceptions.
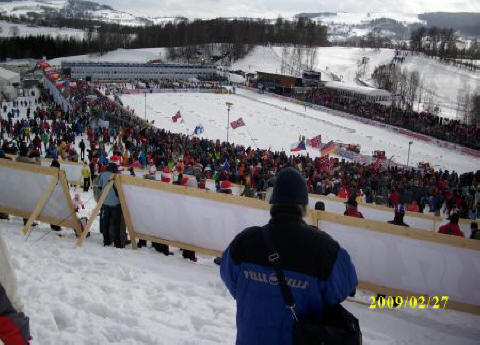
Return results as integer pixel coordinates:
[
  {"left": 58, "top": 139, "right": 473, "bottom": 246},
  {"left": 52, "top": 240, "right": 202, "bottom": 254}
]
[
  {"left": 438, "top": 213, "right": 464, "bottom": 237},
  {"left": 344, "top": 197, "right": 364, "bottom": 218}
]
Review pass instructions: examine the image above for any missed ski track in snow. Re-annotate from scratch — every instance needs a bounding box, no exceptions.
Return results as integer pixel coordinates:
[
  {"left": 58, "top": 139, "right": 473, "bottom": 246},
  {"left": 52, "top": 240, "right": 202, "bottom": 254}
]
[{"left": 121, "top": 89, "right": 480, "bottom": 173}]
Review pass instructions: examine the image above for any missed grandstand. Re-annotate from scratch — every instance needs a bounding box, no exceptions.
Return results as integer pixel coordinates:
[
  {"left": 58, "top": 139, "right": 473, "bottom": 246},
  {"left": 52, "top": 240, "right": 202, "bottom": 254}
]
[{"left": 62, "top": 62, "right": 218, "bottom": 81}]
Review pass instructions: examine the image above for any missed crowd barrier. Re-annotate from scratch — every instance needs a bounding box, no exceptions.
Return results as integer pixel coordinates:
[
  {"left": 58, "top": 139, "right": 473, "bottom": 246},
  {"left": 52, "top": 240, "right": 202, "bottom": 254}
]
[
  {"left": 42, "top": 75, "right": 72, "bottom": 113},
  {"left": 40, "top": 159, "right": 84, "bottom": 186},
  {"left": 119, "top": 88, "right": 228, "bottom": 95},
  {"left": 79, "top": 173, "right": 480, "bottom": 315},
  {"left": 307, "top": 193, "right": 474, "bottom": 237},
  {"left": 0, "top": 159, "right": 82, "bottom": 235},
  {"left": 121, "top": 167, "right": 474, "bottom": 236}
]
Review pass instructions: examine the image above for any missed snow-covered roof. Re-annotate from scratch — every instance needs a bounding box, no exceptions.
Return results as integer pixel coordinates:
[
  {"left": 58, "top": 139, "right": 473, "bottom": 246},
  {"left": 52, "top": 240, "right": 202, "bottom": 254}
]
[
  {"left": 0, "top": 67, "right": 20, "bottom": 81},
  {"left": 324, "top": 81, "right": 391, "bottom": 97}
]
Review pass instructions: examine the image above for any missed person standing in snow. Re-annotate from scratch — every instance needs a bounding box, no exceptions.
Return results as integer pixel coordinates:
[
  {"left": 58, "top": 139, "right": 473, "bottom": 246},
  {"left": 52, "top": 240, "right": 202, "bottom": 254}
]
[
  {"left": 344, "top": 196, "right": 364, "bottom": 218},
  {"left": 438, "top": 213, "right": 464, "bottom": 237},
  {"left": 220, "top": 167, "right": 358, "bottom": 345},
  {"left": 97, "top": 163, "right": 123, "bottom": 248},
  {"left": 0, "top": 233, "right": 31, "bottom": 345},
  {"left": 79, "top": 139, "right": 86, "bottom": 161},
  {"left": 81, "top": 162, "right": 91, "bottom": 192}
]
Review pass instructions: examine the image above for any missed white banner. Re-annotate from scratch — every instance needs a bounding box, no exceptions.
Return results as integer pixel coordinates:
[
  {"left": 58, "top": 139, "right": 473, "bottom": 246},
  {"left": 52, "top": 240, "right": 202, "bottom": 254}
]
[
  {"left": 0, "top": 159, "right": 80, "bottom": 230},
  {"left": 318, "top": 219, "right": 480, "bottom": 308},
  {"left": 308, "top": 194, "right": 472, "bottom": 236},
  {"left": 121, "top": 180, "right": 269, "bottom": 252}
]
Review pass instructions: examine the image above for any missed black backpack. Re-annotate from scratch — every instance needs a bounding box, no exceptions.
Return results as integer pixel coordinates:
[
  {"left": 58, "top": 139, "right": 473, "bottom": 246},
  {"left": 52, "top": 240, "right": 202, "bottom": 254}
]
[{"left": 261, "top": 225, "right": 362, "bottom": 345}]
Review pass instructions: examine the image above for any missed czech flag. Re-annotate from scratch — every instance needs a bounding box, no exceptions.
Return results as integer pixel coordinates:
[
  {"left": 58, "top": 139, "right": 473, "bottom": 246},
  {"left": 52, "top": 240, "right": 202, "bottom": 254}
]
[{"left": 290, "top": 140, "right": 306, "bottom": 152}]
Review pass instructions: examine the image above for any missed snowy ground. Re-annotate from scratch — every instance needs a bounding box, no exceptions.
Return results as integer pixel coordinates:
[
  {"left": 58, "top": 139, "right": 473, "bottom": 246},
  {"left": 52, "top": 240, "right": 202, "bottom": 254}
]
[
  {"left": 121, "top": 89, "right": 480, "bottom": 173},
  {"left": 48, "top": 48, "right": 168, "bottom": 66},
  {"left": 2, "top": 186, "right": 480, "bottom": 345},
  {"left": 0, "top": 20, "right": 85, "bottom": 39}
]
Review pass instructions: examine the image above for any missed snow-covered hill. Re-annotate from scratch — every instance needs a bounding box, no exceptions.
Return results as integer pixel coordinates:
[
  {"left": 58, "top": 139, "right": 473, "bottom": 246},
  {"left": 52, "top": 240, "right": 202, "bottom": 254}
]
[
  {"left": 48, "top": 47, "right": 168, "bottom": 65},
  {"left": 0, "top": 0, "right": 177, "bottom": 26},
  {"left": 0, "top": 19, "right": 85, "bottom": 38},
  {"left": 232, "top": 46, "right": 480, "bottom": 119},
  {"left": 0, "top": 0, "right": 185, "bottom": 26},
  {"left": 296, "top": 12, "right": 425, "bottom": 42}
]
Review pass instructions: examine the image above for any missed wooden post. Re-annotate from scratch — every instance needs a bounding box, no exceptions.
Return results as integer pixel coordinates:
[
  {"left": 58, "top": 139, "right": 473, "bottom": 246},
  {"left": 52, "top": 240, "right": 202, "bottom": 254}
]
[
  {"left": 76, "top": 179, "right": 114, "bottom": 246},
  {"left": 23, "top": 174, "right": 58, "bottom": 235}
]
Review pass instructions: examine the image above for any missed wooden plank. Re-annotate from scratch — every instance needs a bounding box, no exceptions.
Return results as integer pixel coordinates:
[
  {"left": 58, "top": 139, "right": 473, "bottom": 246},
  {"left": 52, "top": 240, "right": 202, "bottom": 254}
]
[
  {"left": 119, "top": 174, "right": 270, "bottom": 211},
  {"left": 0, "top": 158, "right": 57, "bottom": 175},
  {"left": 358, "top": 281, "right": 480, "bottom": 315},
  {"left": 0, "top": 204, "right": 78, "bottom": 229},
  {"left": 114, "top": 175, "right": 137, "bottom": 249},
  {"left": 22, "top": 174, "right": 58, "bottom": 235},
  {"left": 315, "top": 210, "right": 480, "bottom": 251},
  {"left": 76, "top": 179, "right": 114, "bottom": 246},
  {"left": 135, "top": 233, "right": 222, "bottom": 257}
]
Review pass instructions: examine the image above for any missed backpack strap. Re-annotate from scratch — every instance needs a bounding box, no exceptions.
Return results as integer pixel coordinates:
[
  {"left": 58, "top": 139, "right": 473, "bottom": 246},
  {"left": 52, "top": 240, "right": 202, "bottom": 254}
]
[{"left": 261, "top": 225, "right": 299, "bottom": 322}]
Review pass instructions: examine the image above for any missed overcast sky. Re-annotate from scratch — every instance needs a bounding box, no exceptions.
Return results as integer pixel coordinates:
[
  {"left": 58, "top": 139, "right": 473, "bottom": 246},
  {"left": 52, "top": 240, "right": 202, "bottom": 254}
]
[{"left": 95, "top": 0, "right": 480, "bottom": 19}]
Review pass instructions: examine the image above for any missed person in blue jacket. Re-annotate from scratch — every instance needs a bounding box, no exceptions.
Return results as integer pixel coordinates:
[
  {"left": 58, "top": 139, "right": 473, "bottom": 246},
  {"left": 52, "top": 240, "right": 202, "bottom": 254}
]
[{"left": 220, "top": 167, "right": 358, "bottom": 345}]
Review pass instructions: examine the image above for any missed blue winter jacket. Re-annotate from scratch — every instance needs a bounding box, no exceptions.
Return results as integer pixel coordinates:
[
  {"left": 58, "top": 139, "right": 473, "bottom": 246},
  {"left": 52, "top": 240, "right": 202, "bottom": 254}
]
[{"left": 220, "top": 209, "right": 358, "bottom": 345}]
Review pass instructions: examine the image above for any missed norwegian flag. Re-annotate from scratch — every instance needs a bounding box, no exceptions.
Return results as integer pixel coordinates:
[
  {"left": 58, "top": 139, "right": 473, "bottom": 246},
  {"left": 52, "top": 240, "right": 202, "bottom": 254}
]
[
  {"left": 230, "top": 117, "right": 246, "bottom": 129},
  {"left": 372, "top": 157, "right": 385, "bottom": 171},
  {"left": 309, "top": 134, "right": 322, "bottom": 148},
  {"left": 171, "top": 110, "right": 181, "bottom": 123}
]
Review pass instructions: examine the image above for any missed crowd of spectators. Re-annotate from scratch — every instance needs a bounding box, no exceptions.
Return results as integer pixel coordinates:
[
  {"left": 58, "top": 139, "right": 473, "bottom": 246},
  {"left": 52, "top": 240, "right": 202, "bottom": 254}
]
[
  {"left": 1, "top": 82, "right": 479, "bottom": 229},
  {"left": 292, "top": 88, "right": 480, "bottom": 150}
]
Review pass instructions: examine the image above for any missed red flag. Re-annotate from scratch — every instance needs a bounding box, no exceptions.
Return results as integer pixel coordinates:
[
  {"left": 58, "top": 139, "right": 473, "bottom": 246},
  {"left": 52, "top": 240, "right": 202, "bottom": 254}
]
[
  {"left": 309, "top": 134, "right": 322, "bottom": 148},
  {"left": 230, "top": 117, "right": 246, "bottom": 129},
  {"left": 172, "top": 110, "right": 181, "bottom": 123}
]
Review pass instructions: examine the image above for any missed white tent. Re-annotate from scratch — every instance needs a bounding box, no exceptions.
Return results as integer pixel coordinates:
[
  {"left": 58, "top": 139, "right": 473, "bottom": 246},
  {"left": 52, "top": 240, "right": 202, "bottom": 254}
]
[{"left": 0, "top": 67, "right": 20, "bottom": 101}]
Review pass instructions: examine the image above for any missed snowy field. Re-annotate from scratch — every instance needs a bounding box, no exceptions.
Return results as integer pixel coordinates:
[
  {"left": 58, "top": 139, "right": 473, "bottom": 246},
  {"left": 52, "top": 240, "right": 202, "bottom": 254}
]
[
  {"left": 0, "top": 20, "right": 85, "bottom": 39},
  {"left": 121, "top": 89, "right": 480, "bottom": 173},
  {"left": 2, "top": 190, "right": 480, "bottom": 345},
  {"left": 48, "top": 48, "right": 168, "bottom": 66}
]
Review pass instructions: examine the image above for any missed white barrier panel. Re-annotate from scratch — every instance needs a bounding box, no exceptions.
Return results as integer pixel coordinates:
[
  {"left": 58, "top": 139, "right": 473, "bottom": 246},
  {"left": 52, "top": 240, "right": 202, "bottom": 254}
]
[
  {"left": 308, "top": 194, "right": 473, "bottom": 236},
  {"left": 0, "top": 159, "right": 82, "bottom": 233},
  {"left": 117, "top": 175, "right": 270, "bottom": 254},
  {"left": 316, "top": 212, "right": 480, "bottom": 313},
  {"left": 41, "top": 160, "right": 83, "bottom": 185}
]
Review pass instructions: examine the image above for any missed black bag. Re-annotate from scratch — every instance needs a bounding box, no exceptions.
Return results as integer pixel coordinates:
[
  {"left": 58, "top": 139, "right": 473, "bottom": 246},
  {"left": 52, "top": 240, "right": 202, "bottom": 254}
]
[{"left": 261, "top": 226, "right": 362, "bottom": 345}]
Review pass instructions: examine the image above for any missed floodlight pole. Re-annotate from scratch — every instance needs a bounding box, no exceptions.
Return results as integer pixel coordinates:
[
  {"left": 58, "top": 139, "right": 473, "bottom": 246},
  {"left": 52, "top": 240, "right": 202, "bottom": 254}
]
[
  {"left": 144, "top": 92, "right": 147, "bottom": 122},
  {"left": 226, "top": 102, "right": 233, "bottom": 142},
  {"left": 407, "top": 141, "right": 413, "bottom": 167}
]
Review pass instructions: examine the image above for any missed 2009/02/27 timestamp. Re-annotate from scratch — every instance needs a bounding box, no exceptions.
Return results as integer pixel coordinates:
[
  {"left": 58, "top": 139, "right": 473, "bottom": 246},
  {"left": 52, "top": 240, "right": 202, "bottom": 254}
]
[{"left": 368, "top": 296, "right": 450, "bottom": 310}]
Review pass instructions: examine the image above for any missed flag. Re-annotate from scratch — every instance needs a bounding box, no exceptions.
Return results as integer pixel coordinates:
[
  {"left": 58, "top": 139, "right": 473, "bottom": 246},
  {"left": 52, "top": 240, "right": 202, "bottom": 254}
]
[
  {"left": 56, "top": 80, "right": 68, "bottom": 88},
  {"left": 172, "top": 110, "right": 181, "bottom": 123},
  {"left": 194, "top": 125, "right": 204, "bottom": 135},
  {"left": 308, "top": 134, "right": 322, "bottom": 148},
  {"left": 320, "top": 141, "right": 338, "bottom": 157},
  {"left": 290, "top": 140, "right": 306, "bottom": 152},
  {"left": 230, "top": 117, "right": 245, "bottom": 129}
]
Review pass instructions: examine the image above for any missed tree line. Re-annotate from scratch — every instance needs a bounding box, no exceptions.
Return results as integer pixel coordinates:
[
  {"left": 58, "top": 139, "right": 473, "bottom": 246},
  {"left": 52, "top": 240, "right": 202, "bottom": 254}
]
[
  {"left": 410, "top": 26, "right": 480, "bottom": 60},
  {"left": 0, "top": 17, "right": 329, "bottom": 61}
]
